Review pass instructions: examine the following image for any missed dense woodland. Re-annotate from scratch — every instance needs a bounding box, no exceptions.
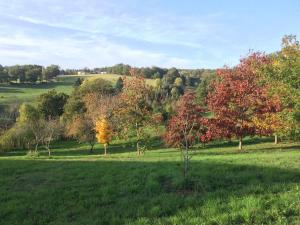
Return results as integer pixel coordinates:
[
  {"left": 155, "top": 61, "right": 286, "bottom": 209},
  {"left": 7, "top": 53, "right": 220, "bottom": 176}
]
[
  {"left": 0, "top": 35, "right": 300, "bottom": 177},
  {"left": 0, "top": 64, "right": 60, "bottom": 83}
]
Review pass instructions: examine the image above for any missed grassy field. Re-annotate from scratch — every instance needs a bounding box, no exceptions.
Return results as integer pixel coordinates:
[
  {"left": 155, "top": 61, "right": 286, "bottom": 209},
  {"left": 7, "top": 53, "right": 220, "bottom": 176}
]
[
  {"left": 0, "top": 82, "right": 74, "bottom": 106},
  {"left": 0, "top": 138, "right": 299, "bottom": 225},
  {"left": 0, "top": 74, "right": 155, "bottom": 106},
  {"left": 57, "top": 74, "right": 156, "bottom": 86}
]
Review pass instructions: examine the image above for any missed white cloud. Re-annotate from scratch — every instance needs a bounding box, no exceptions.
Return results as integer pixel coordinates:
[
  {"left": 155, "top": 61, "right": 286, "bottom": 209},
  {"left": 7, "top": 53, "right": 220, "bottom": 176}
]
[
  {"left": 0, "top": 0, "right": 257, "bottom": 68},
  {"left": 0, "top": 32, "right": 192, "bottom": 68}
]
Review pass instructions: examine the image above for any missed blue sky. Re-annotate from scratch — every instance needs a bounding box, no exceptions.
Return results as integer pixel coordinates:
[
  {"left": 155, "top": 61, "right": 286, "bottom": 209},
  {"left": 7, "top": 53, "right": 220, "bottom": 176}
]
[{"left": 0, "top": 0, "right": 299, "bottom": 69}]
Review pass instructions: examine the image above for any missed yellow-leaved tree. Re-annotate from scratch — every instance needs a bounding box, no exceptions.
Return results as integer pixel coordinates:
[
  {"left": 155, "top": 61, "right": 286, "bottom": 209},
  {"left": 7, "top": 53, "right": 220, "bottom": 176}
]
[{"left": 95, "top": 118, "right": 112, "bottom": 155}]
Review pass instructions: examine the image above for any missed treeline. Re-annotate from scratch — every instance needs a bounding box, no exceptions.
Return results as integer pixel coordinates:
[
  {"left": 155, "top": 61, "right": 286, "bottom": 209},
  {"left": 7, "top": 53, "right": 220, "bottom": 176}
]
[
  {"left": 63, "top": 64, "right": 215, "bottom": 82},
  {"left": 0, "top": 64, "right": 60, "bottom": 83},
  {"left": 95, "top": 64, "right": 215, "bottom": 80},
  {"left": 0, "top": 63, "right": 215, "bottom": 87}
]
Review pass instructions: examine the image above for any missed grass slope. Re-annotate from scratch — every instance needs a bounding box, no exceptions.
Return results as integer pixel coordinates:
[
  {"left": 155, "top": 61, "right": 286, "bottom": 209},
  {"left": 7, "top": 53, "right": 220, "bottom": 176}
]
[
  {"left": 0, "top": 138, "right": 299, "bottom": 225},
  {"left": 0, "top": 74, "right": 155, "bottom": 106},
  {"left": 0, "top": 82, "right": 74, "bottom": 106}
]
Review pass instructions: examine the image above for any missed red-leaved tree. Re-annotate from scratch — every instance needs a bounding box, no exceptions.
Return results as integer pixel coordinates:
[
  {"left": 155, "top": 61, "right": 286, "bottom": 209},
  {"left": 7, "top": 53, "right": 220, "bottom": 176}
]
[
  {"left": 207, "top": 53, "right": 281, "bottom": 150},
  {"left": 164, "top": 91, "right": 209, "bottom": 177}
]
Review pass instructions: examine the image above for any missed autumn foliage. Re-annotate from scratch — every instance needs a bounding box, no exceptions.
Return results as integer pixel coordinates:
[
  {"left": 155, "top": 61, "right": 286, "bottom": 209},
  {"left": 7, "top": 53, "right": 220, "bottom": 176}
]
[
  {"left": 66, "top": 115, "right": 96, "bottom": 151},
  {"left": 115, "top": 70, "right": 152, "bottom": 155},
  {"left": 95, "top": 118, "right": 112, "bottom": 155},
  {"left": 164, "top": 92, "right": 208, "bottom": 148},
  {"left": 164, "top": 91, "right": 209, "bottom": 177},
  {"left": 207, "top": 53, "right": 281, "bottom": 149}
]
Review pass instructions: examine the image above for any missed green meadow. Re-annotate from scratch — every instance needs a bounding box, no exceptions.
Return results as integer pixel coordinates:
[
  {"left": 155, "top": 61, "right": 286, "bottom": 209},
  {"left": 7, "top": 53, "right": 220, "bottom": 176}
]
[
  {"left": 0, "top": 74, "right": 155, "bottom": 106},
  {"left": 0, "top": 138, "right": 299, "bottom": 225}
]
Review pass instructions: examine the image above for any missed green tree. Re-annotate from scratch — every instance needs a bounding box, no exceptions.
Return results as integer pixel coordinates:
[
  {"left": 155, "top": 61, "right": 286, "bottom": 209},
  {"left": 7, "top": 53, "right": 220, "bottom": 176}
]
[
  {"left": 17, "top": 104, "right": 45, "bottom": 153},
  {"left": 0, "top": 65, "right": 9, "bottom": 83},
  {"left": 263, "top": 35, "right": 300, "bottom": 140},
  {"left": 74, "top": 78, "right": 83, "bottom": 87},
  {"left": 8, "top": 65, "right": 25, "bottom": 82},
  {"left": 38, "top": 90, "right": 69, "bottom": 120},
  {"left": 43, "top": 65, "right": 60, "bottom": 81},
  {"left": 79, "top": 77, "right": 114, "bottom": 95},
  {"left": 174, "top": 77, "right": 183, "bottom": 88},
  {"left": 196, "top": 73, "right": 216, "bottom": 106},
  {"left": 115, "top": 77, "right": 124, "bottom": 93},
  {"left": 24, "top": 66, "right": 42, "bottom": 83},
  {"left": 170, "top": 87, "right": 180, "bottom": 99}
]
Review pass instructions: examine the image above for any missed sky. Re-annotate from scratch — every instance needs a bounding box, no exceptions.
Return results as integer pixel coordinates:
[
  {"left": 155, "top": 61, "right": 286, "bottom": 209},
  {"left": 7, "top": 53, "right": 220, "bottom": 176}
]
[{"left": 0, "top": 0, "right": 299, "bottom": 69}]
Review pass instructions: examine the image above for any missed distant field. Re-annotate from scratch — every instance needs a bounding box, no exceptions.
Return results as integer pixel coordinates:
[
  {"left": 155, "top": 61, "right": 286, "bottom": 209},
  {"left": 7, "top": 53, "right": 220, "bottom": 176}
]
[
  {"left": 0, "top": 82, "right": 74, "bottom": 106},
  {"left": 57, "top": 74, "right": 156, "bottom": 86},
  {"left": 0, "top": 74, "right": 155, "bottom": 106}
]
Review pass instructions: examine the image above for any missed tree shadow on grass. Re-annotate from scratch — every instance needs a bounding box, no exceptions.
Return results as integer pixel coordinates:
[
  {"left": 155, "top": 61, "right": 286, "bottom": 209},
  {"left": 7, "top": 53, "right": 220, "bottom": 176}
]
[
  {"left": 195, "top": 142, "right": 300, "bottom": 157},
  {"left": 0, "top": 159, "right": 299, "bottom": 225},
  {"left": 203, "top": 136, "right": 274, "bottom": 150},
  {"left": 0, "top": 87, "right": 24, "bottom": 94},
  {"left": 6, "top": 82, "right": 71, "bottom": 89},
  {"left": 43, "top": 137, "right": 165, "bottom": 157}
]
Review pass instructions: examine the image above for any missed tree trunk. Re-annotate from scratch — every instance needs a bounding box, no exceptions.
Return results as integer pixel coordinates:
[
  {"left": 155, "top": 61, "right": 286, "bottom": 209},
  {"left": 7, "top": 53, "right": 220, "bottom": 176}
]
[
  {"left": 183, "top": 138, "right": 189, "bottom": 179},
  {"left": 274, "top": 134, "right": 278, "bottom": 144},
  {"left": 35, "top": 143, "right": 39, "bottom": 153},
  {"left": 183, "top": 147, "right": 188, "bottom": 179},
  {"left": 90, "top": 143, "right": 94, "bottom": 153},
  {"left": 136, "top": 122, "right": 140, "bottom": 156},
  {"left": 47, "top": 145, "right": 51, "bottom": 157},
  {"left": 136, "top": 141, "right": 140, "bottom": 156},
  {"left": 46, "top": 147, "right": 51, "bottom": 157},
  {"left": 104, "top": 143, "right": 107, "bottom": 155},
  {"left": 238, "top": 137, "right": 243, "bottom": 150}
]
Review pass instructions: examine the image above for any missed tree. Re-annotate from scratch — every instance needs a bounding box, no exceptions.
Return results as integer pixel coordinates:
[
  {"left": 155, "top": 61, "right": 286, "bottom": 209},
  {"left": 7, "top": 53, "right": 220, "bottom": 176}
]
[
  {"left": 17, "top": 104, "right": 45, "bottom": 153},
  {"left": 74, "top": 78, "right": 83, "bottom": 87},
  {"left": 164, "top": 91, "right": 208, "bottom": 178},
  {"left": 79, "top": 77, "right": 114, "bottom": 95},
  {"left": 170, "top": 87, "right": 180, "bottom": 99},
  {"left": 174, "top": 77, "right": 183, "bottom": 87},
  {"left": 83, "top": 93, "right": 118, "bottom": 124},
  {"left": 24, "top": 66, "right": 42, "bottom": 83},
  {"left": 196, "top": 73, "right": 216, "bottom": 106},
  {"left": 0, "top": 65, "right": 9, "bottom": 83},
  {"left": 115, "top": 70, "right": 152, "bottom": 155},
  {"left": 95, "top": 118, "right": 112, "bottom": 155},
  {"left": 43, "top": 65, "right": 60, "bottom": 81},
  {"left": 115, "top": 77, "right": 124, "bottom": 93},
  {"left": 38, "top": 90, "right": 69, "bottom": 120},
  {"left": 8, "top": 65, "right": 25, "bottom": 82},
  {"left": 66, "top": 116, "right": 96, "bottom": 152},
  {"left": 263, "top": 35, "right": 300, "bottom": 140},
  {"left": 207, "top": 53, "right": 281, "bottom": 150},
  {"left": 252, "top": 112, "right": 285, "bottom": 144},
  {"left": 278, "top": 35, "right": 300, "bottom": 88},
  {"left": 42, "top": 119, "right": 62, "bottom": 157},
  {"left": 0, "top": 125, "right": 30, "bottom": 152},
  {"left": 62, "top": 89, "right": 86, "bottom": 122}
]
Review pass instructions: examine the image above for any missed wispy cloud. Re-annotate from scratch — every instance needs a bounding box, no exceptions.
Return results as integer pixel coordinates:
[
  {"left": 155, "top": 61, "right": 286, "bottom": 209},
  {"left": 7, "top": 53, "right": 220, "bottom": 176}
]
[{"left": 0, "top": 0, "right": 299, "bottom": 68}]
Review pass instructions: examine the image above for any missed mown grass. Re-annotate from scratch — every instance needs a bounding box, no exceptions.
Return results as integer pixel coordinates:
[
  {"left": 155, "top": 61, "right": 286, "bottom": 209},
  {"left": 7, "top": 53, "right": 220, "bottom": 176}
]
[{"left": 0, "top": 138, "right": 299, "bottom": 225}]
